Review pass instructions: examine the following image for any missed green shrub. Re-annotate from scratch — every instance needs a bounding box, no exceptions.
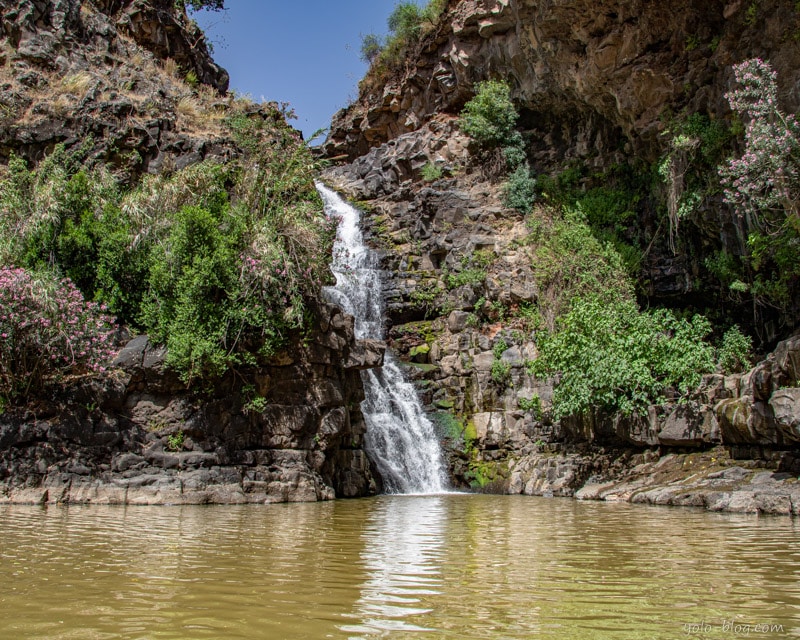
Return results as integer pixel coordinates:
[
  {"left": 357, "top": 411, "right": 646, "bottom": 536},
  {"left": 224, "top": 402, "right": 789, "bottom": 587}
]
[
  {"left": 465, "top": 459, "right": 496, "bottom": 488},
  {"left": 529, "top": 205, "right": 634, "bottom": 327},
  {"left": 504, "top": 164, "right": 537, "bottom": 213},
  {"left": 517, "top": 395, "right": 541, "bottom": 418},
  {"left": 717, "top": 325, "right": 753, "bottom": 374},
  {"left": 535, "top": 162, "right": 651, "bottom": 279},
  {"left": 141, "top": 202, "right": 245, "bottom": 379},
  {"left": 420, "top": 162, "right": 443, "bottom": 182},
  {"left": 532, "top": 296, "right": 715, "bottom": 417},
  {"left": 166, "top": 430, "right": 185, "bottom": 452},
  {"left": 360, "top": 33, "right": 383, "bottom": 64},
  {"left": 459, "top": 80, "right": 519, "bottom": 149}
]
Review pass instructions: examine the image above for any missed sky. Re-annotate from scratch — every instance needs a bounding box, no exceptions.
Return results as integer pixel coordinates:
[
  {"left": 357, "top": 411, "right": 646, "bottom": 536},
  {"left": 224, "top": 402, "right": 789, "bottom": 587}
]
[{"left": 194, "top": 1, "right": 425, "bottom": 141}]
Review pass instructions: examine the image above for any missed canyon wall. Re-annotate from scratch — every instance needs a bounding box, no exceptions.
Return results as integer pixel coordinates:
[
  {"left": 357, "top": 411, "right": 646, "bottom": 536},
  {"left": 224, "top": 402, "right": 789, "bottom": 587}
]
[
  {"left": 0, "top": 1, "right": 384, "bottom": 504},
  {"left": 322, "top": 0, "right": 800, "bottom": 512}
]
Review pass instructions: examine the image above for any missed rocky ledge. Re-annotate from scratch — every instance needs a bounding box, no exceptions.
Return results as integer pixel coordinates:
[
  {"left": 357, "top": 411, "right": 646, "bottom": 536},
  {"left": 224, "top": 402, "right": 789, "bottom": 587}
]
[
  {"left": 0, "top": 303, "right": 386, "bottom": 505},
  {"left": 504, "top": 447, "right": 800, "bottom": 516}
]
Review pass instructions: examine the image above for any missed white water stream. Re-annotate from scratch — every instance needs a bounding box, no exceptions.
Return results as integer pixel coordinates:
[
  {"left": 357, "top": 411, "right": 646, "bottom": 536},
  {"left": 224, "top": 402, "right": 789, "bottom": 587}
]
[{"left": 317, "top": 183, "right": 448, "bottom": 494}]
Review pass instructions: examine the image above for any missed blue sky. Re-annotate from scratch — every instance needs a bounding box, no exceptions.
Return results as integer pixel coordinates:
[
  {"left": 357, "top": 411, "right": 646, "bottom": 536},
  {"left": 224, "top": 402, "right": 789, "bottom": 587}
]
[{"left": 195, "top": 1, "right": 425, "bottom": 141}]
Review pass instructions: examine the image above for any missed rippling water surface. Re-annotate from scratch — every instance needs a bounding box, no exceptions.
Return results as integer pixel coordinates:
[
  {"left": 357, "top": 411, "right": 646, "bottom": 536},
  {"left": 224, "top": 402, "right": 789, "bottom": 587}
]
[{"left": 2, "top": 495, "right": 799, "bottom": 639}]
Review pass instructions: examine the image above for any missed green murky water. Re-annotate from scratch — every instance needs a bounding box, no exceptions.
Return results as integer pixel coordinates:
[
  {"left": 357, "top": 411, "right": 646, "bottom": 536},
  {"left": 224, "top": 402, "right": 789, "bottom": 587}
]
[{"left": 1, "top": 495, "right": 798, "bottom": 639}]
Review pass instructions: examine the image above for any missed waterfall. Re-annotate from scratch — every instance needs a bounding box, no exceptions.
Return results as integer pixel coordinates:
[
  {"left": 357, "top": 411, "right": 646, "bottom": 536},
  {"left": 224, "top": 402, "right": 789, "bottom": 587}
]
[{"left": 317, "top": 183, "right": 448, "bottom": 494}]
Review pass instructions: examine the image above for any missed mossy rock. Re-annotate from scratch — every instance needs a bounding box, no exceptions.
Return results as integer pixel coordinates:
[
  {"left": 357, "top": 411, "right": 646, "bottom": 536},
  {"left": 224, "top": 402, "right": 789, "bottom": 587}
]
[{"left": 409, "top": 343, "right": 431, "bottom": 362}]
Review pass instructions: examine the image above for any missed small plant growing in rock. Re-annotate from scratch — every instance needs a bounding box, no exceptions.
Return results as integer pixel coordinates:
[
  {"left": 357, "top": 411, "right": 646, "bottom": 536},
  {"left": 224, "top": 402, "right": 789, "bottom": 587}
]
[
  {"left": 493, "top": 337, "right": 509, "bottom": 359},
  {"left": 242, "top": 384, "right": 269, "bottom": 414},
  {"left": 420, "top": 162, "right": 443, "bottom": 182},
  {"left": 445, "top": 267, "right": 486, "bottom": 290},
  {"left": 166, "top": 430, "right": 185, "bottom": 452},
  {"left": 491, "top": 359, "right": 511, "bottom": 386},
  {"left": 243, "top": 395, "right": 268, "bottom": 414},
  {"left": 517, "top": 395, "right": 542, "bottom": 418},
  {"left": 410, "top": 280, "right": 443, "bottom": 318}
]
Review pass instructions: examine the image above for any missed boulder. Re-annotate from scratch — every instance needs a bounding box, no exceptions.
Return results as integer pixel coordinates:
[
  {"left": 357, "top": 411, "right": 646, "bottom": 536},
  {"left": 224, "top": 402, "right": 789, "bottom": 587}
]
[
  {"left": 770, "top": 387, "right": 800, "bottom": 443},
  {"left": 716, "top": 397, "right": 777, "bottom": 445},
  {"left": 343, "top": 339, "right": 385, "bottom": 370},
  {"left": 658, "top": 403, "right": 719, "bottom": 447}
]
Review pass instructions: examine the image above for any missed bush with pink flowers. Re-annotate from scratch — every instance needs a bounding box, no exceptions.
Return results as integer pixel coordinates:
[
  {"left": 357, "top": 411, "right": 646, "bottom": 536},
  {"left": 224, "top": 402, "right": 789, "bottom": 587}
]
[
  {"left": 0, "top": 267, "right": 117, "bottom": 400},
  {"left": 719, "top": 58, "right": 800, "bottom": 223},
  {"left": 718, "top": 58, "right": 800, "bottom": 311}
]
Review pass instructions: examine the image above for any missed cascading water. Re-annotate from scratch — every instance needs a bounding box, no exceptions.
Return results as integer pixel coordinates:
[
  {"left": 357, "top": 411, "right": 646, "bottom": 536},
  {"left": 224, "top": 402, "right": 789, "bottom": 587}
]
[{"left": 317, "top": 183, "right": 448, "bottom": 494}]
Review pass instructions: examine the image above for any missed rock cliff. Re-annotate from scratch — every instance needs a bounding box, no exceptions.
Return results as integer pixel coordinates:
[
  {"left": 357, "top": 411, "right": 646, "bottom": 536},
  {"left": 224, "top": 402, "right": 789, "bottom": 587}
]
[
  {"left": 1, "top": 0, "right": 234, "bottom": 177},
  {"left": 327, "top": 0, "right": 800, "bottom": 165},
  {"left": 322, "top": 0, "right": 800, "bottom": 513},
  {"left": 326, "top": 0, "right": 800, "bottom": 339},
  {"left": 0, "top": 1, "right": 384, "bottom": 504},
  {"left": 0, "top": 303, "right": 385, "bottom": 504}
]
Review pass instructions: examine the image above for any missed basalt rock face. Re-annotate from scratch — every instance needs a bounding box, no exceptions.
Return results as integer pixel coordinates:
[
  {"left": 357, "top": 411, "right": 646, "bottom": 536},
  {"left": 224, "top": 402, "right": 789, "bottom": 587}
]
[
  {"left": 325, "top": 0, "right": 800, "bottom": 339},
  {"left": 0, "top": 303, "right": 385, "bottom": 504},
  {"left": 323, "top": 109, "right": 800, "bottom": 513},
  {"left": 327, "top": 0, "right": 800, "bottom": 165},
  {"left": 2, "top": 0, "right": 227, "bottom": 90},
  {"left": 0, "top": 0, "right": 234, "bottom": 175}
]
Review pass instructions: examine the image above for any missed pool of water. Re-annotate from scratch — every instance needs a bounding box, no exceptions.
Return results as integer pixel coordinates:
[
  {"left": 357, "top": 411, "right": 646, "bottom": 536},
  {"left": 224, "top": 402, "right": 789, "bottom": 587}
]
[{"left": 1, "top": 495, "right": 798, "bottom": 639}]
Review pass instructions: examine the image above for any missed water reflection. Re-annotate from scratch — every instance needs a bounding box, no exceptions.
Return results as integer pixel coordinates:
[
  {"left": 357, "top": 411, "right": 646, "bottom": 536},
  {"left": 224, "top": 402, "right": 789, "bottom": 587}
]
[
  {"left": 2, "top": 497, "right": 800, "bottom": 639},
  {"left": 343, "top": 496, "right": 447, "bottom": 635},
  {"left": 340, "top": 496, "right": 800, "bottom": 639}
]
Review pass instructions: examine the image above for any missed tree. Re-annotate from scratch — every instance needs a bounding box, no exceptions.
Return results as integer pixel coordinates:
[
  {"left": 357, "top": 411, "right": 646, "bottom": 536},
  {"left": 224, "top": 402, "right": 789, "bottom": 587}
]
[
  {"left": 719, "top": 58, "right": 800, "bottom": 224},
  {"left": 718, "top": 58, "right": 800, "bottom": 314},
  {"left": 175, "top": 0, "right": 226, "bottom": 13},
  {"left": 360, "top": 34, "right": 382, "bottom": 65},
  {"left": 459, "top": 80, "right": 519, "bottom": 149}
]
